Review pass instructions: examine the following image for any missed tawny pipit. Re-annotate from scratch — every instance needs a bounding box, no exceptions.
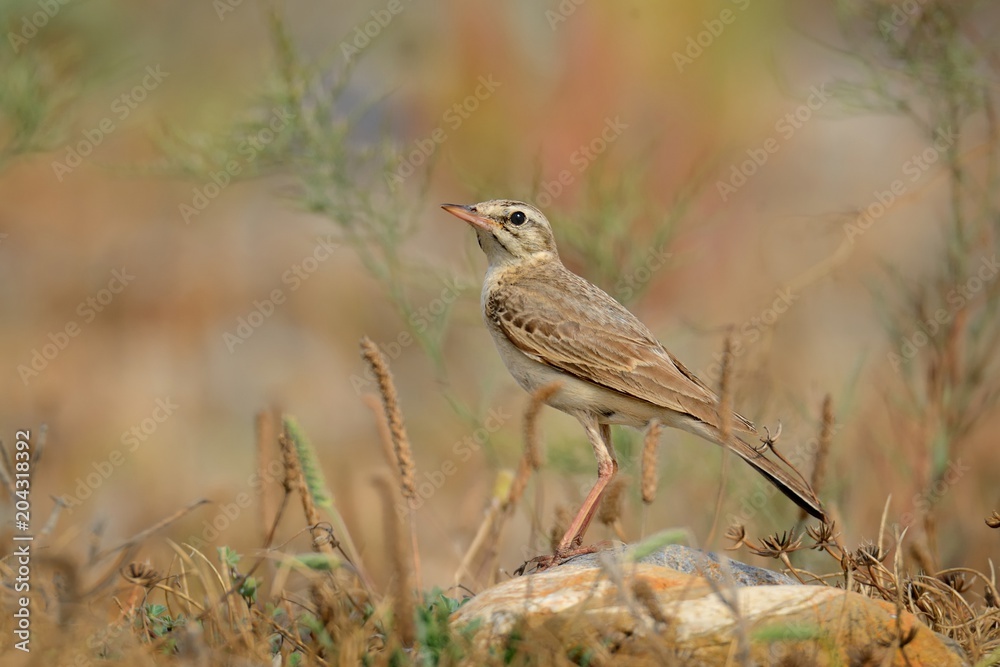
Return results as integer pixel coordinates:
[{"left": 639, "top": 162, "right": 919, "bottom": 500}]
[{"left": 442, "top": 199, "right": 826, "bottom": 557}]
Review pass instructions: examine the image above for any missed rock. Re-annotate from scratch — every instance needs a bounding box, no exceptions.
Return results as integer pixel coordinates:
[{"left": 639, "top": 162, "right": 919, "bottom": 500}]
[
  {"left": 453, "top": 547, "right": 969, "bottom": 665},
  {"left": 557, "top": 543, "right": 799, "bottom": 587}
]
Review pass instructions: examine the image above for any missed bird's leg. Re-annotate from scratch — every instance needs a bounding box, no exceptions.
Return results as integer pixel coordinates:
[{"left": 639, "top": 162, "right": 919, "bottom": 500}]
[
  {"left": 556, "top": 418, "right": 617, "bottom": 553},
  {"left": 514, "top": 419, "right": 618, "bottom": 574}
]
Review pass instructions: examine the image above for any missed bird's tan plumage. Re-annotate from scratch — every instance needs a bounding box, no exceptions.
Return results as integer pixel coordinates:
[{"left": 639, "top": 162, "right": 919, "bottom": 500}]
[
  {"left": 442, "top": 198, "right": 826, "bottom": 558},
  {"left": 486, "top": 263, "right": 755, "bottom": 434}
]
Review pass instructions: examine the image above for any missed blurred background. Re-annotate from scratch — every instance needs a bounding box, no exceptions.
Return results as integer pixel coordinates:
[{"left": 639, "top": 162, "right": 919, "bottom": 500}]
[{"left": 1, "top": 0, "right": 998, "bottom": 594}]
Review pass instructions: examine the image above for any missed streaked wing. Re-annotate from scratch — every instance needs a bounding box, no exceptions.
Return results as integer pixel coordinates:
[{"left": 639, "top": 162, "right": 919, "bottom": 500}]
[{"left": 487, "top": 265, "right": 755, "bottom": 433}]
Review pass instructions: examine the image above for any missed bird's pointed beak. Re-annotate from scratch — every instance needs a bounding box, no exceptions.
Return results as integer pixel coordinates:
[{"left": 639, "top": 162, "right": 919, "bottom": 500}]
[{"left": 441, "top": 203, "right": 497, "bottom": 232}]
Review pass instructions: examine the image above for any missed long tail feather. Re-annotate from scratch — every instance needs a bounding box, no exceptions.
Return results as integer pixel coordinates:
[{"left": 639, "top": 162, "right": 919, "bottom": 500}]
[{"left": 725, "top": 434, "right": 827, "bottom": 521}]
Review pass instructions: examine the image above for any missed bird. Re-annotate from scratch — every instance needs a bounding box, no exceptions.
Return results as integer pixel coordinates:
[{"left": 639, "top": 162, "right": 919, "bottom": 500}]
[{"left": 441, "top": 199, "right": 826, "bottom": 563}]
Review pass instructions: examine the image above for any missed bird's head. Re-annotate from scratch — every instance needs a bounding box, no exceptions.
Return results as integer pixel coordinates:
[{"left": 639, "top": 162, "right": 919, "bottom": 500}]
[{"left": 441, "top": 199, "right": 558, "bottom": 267}]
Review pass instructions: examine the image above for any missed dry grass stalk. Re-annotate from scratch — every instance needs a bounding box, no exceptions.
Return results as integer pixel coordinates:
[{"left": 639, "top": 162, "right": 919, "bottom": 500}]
[
  {"left": 505, "top": 445, "right": 533, "bottom": 514},
  {"left": 597, "top": 475, "right": 627, "bottom": 532},
  {"left": 279, "top": 425, "right": 334, "bottom": 555},
  {"left": 359, "top": 336, "right": 416, "bottom": 501},
  {"left": 362, "top": 393, "right": 401, "bottom": 487},
  {"left": 798, "top": 395, "right": 834, "bottom": 523},
  {"left": 716, "top": 330, "right": 735, "bottom": 447},
  {"left": 707, "top": 331, "right": 735, "bottom": 548},
  {"left": 641, "top": 419, "right": 661, "bottom": 505},
  {"left": 549, "top": 505, "right": 571, "bottom": 553},
  {"left": 523, "top": 381, "right": 560, "bottom": 470},
  {"left": 254, "top": 407, "right": 280, "bottom": 547},
  {"left": 507, "top": 382, "right": 559, "bottom": 510},
  {"left": 632, "top": 578, "right": 670, "bottom": 627},
  {"left": 457, "top": 385, "right": 561, "bottom": 586},
  {"left": 360, "top": 336, "right": 423, "bottom": 590},
  {"left": 597, "top": 475, "right": 628, "bottom": 541},
  {"left": 375, "top": 474, "right": 416, "bottom": 647},
  {"left": 278, "top": 422, "right": 340, "bottom": 629}
]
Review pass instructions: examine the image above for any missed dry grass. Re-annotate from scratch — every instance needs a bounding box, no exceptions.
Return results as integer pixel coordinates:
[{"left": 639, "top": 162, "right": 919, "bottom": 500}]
[{"left": 3, "top": 341, "right": 998, "bottom": 666}]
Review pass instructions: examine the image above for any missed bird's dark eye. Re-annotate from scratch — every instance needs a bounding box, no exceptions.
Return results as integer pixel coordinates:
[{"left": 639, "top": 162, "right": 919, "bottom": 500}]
[{"left": 510, "top": 211, "right": 526, "bottom": 226}]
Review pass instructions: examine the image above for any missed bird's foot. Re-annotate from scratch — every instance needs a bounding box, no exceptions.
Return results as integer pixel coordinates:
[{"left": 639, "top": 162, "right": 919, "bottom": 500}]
[{"left": 514, "top": 540, "right": 615, "bottom": 576}]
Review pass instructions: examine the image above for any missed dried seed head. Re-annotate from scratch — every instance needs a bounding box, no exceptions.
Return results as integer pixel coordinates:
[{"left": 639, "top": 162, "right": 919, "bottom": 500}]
[
  {"left": 360, "top": 337, "right": 416, "bottom": 502},
  {"left": 597, "top": 475, "right": 627, "bottom": 527},
  {"left": 807, "top": 520, "right": 839, "bottom": 550},
  {"left": 750, "top": 530, "right": 803, "bottom": 558},
  {"left": 985, "top": 583, "right": 998, "bottom": 608},
  {"left": 939, "top": 571, "right": 969, "bottom": 593},
  {"left": 121, "top": 561, "right": 159, "bottom": 588},
  {"left": 725, "top": 523, "right": 747, "bottom": 551},
  {"left": 855, "top": 542, "right": 886, "bottom": 564}
]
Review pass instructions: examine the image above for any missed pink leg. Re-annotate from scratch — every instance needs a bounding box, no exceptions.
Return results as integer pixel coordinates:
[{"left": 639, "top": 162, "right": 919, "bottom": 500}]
[{"left": 557, "top": 418, "right": 617, "bottom": 552}]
